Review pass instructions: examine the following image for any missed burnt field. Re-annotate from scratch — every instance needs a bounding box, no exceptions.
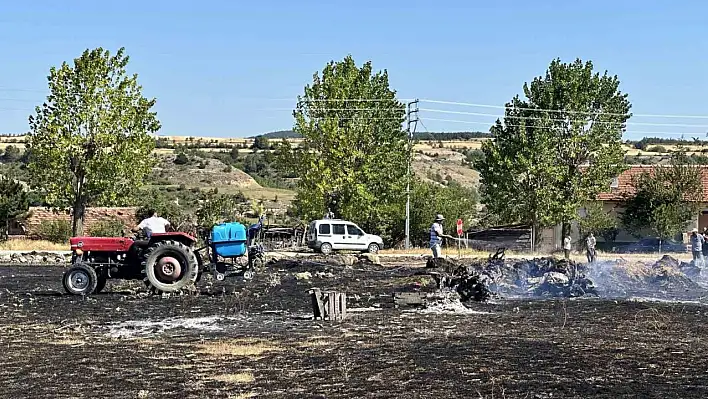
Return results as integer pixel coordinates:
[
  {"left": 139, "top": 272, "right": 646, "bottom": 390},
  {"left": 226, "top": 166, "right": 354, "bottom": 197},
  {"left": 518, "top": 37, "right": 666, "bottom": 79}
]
[{"left": 2, "top": 255, "right": 708, "bottom": 398}]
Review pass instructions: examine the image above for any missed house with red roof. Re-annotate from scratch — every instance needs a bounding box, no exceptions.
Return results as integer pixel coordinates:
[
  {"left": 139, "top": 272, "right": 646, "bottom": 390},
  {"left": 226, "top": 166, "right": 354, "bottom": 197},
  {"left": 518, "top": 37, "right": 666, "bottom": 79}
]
[{"left": 567, "top": 164, "right": 708, "bottom": 247}]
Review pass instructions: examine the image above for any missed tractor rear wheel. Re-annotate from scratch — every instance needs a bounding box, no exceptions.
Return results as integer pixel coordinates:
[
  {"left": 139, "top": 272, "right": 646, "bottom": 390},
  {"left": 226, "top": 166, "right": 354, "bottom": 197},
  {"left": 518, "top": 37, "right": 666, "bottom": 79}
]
[
  {"left": 63, "top": 263, "right": 98, "bottom": 296},
  {"left": 142, "top": 240, "right": 199, "bottom": 294}
]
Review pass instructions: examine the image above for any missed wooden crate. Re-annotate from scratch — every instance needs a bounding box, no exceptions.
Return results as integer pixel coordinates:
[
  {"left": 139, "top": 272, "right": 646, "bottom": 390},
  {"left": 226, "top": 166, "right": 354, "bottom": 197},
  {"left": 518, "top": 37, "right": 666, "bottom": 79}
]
[{"left": 309, "top": 288, "right": 347, "bottom": 321}]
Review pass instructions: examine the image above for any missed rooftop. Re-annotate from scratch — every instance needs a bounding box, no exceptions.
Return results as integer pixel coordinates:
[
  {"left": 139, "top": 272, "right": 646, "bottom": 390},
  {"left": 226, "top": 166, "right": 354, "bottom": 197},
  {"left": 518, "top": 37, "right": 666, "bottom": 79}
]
[{"left": 596, "top": 165, "right": 708, "bottom": 201}]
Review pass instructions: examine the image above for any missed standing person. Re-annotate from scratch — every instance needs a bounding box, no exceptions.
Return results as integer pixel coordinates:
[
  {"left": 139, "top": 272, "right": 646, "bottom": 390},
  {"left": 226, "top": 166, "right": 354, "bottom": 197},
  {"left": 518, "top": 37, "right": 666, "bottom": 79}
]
[
  {"left": 586, "top": 232, "right": 597, "bottom": 263},
  {"left": 563, "top": 234, "right": 572, "bottom": 260},
  {"left": 701, "top": 228, "right": 708, "bottom": 261},
  {"left": 429, "top": 214, "right": 454, "bottom": 259},
  {"left": 690, "top": 228, "right": 705, "bottom": 267},
  {"left": 133, "top": 209, "right": 170, "bottom": 238}
]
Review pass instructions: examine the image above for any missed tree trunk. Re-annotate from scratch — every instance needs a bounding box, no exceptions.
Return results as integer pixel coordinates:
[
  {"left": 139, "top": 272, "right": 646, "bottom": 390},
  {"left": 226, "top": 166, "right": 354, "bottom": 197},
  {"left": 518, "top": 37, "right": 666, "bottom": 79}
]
[
  {"left": 531, "top": 217, "right": 540, "bottom": 253},
  {"left": 561, "top": 221, "right": 571, "bottom": 248},
  {"left": 72, "top": 199, "right": 86, "bottom": 237}
]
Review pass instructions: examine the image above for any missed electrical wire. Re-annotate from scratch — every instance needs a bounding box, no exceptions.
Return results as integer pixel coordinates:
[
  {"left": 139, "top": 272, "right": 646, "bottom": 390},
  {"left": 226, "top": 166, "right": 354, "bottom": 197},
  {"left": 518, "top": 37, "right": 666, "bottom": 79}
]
[
  {"left": 421, "top": 117, "right": 707, "bottom": 137},
  {"left": 0, "top": 87, "right": 46, "bottom": 93},
  {"left": 256, "top": 107, "right": 406, "bottom": 111},
  {"left": 0, "top": 107, "right": 33, "bottom": 111},
  {"left": 419, "top": 99, "right": 708, "bottom": 120},
  {"left": 419, "top": 108, "right": 708, "bottom": 129}
]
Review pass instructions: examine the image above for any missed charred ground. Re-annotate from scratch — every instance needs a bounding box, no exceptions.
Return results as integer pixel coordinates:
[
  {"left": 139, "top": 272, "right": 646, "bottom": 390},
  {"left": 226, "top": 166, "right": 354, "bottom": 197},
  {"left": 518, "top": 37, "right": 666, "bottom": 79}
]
[{"left": 1, "top": 255, "right": 708, "bottom": 398}]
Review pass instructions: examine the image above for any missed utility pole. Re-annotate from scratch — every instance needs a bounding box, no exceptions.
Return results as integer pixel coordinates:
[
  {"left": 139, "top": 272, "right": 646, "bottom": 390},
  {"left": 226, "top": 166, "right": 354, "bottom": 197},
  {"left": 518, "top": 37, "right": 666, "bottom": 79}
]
[{"left": 405, "top": 99, "right": 419, "bottom": 250}]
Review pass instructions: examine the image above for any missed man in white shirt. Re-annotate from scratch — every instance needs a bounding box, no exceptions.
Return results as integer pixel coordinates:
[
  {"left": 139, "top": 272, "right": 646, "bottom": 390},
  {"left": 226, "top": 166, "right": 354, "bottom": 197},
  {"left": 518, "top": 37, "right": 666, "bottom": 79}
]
[
  {"left": 586, "top": 233, "right": 597, "bottom": 263},
  {"left": 563, "top": 234, "right": 572, "bottom": 260},
  {"left": 133, "top": 209, "right": 170, "bottom": 238},
  {"left": 429, "top": 214, "right": 454, "bottom": 258}
]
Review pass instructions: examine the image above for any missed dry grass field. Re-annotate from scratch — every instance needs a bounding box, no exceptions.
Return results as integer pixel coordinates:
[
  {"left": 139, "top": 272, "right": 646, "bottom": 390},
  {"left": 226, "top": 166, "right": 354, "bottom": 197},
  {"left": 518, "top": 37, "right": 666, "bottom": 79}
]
[{"left": 0, "top": 239, "right": 67, "bottom": 251}]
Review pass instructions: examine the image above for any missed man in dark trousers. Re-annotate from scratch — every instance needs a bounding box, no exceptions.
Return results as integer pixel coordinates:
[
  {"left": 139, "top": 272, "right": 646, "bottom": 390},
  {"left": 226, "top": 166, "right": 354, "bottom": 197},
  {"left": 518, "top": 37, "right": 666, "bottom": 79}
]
[{"left": 586, "top": 232, "right": 597, "bottom": 263}]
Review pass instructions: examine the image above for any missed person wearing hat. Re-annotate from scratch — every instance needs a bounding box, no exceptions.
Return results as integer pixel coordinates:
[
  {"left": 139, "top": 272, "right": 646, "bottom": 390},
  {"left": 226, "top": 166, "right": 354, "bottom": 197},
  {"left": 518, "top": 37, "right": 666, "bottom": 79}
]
[
  {"left": 429, "top": 214, "right": 454, "bottom": 258},
  {"left": 690, "top": 227, "right": 705, "bottom": 267}
]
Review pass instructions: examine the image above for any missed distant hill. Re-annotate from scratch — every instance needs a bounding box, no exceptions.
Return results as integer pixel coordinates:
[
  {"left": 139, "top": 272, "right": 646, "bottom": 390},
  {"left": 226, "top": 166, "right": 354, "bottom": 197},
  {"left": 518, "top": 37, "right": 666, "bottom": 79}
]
[
  {"left": 252, "top": 130, "right": 302, "bottom": 139},
  {"left": 252, "top": 130, "right": 490, "bottom": 140},
  {"left": 413, "top": 131, "right": 490, "bottom": 140}
]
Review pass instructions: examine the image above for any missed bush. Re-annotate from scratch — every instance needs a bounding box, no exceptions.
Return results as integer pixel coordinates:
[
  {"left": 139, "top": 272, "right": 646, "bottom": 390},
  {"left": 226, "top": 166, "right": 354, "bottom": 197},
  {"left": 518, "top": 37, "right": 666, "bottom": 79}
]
[
  {"left": 174, "top": 152, "right": 189, "bottom": 165},
  {"left": 89, "top": 219, "right": 126, "bottom": 237},
  {"left": 36, "top": 219, "right": 72, "bottom": 243},
  {"left": 647, "top": 145, "right": 668, "bottom": 153}
]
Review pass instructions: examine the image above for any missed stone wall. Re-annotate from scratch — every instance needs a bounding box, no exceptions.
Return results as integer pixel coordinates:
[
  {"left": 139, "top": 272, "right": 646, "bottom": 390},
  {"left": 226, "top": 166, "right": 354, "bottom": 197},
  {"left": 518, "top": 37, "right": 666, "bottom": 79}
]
[
  {"left": 18, "top": 207, "right": 138, "bottom": 236},
  {"left": 0, "top": 251, "right": 71, "bottom": 265}
]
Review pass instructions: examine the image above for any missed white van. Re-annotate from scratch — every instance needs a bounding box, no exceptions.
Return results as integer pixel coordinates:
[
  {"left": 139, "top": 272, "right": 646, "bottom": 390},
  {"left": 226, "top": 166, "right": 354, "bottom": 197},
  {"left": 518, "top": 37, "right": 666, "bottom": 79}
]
[{"left": 307, "top": 219, "right": 384, "bottom": 255}]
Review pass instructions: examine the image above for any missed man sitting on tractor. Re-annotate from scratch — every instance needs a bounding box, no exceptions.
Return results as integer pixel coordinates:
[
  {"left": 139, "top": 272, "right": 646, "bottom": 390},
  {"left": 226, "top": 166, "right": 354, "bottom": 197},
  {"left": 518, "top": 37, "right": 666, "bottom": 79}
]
[{"left": 132, "top": 209, "right": 170, "bottom": 238}]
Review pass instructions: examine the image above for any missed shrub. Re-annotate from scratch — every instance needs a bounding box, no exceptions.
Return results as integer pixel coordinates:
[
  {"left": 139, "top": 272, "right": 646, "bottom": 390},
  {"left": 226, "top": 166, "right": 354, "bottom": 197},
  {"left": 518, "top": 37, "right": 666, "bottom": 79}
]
[
  {"left": 36, "top": 219, "right": 72, "bottom": 243},
  {"left": 174, "top": 152, "right": 189, "bottom": 165},
  {"left": 647, "top": 145, "right": 667, "bottom": 153},
  {"left": 89, "top": 219, "right": 126, "bottom": 237}
]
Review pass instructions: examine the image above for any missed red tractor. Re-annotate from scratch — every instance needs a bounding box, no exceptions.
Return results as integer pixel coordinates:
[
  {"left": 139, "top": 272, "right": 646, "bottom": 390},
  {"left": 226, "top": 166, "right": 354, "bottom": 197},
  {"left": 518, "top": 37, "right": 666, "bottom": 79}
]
[{"left": 62, "top": 220, "right": 266, "bottom": 296}]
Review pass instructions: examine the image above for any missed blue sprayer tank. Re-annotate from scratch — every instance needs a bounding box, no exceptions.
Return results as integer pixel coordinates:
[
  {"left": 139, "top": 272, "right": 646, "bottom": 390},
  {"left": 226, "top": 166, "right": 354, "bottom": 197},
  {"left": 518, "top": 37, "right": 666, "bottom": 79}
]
[{"left": 210, "top": 222, "right": 247, "bottom": 257}]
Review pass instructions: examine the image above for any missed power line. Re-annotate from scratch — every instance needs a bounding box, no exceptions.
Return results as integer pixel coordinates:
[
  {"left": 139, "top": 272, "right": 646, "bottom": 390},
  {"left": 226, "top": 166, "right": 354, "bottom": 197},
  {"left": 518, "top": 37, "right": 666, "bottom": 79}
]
[
  {"left": 302, "top": 118, "right": 405, "bottom": 121},
  {"left": 256, "top": 107, "right": 406, "bottom": 111},
  {"left": 0, "top": 87, "right": 46, "bottom": 93},
  {"left": 240, "top": 98, "right": 414, "bottom": 103},
  {"left": 419, "top": 108, "right": 708, "bottom": 128},
  {"left": 419, "top": 99, "right": 708, "bottom": 120},
  {"left": 421, "top": 117, "right": 707, "bottom": 137},
  {"left": 0, "top": 107, "right": 33, "bottom": 112},
  {"left": 0, "top": 98, "right": 42, "bottom": 102}
]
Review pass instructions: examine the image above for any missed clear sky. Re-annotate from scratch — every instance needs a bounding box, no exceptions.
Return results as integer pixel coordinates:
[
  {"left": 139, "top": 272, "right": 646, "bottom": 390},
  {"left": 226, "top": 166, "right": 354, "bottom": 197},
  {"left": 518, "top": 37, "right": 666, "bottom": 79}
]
[{"left": 1, "top": 0, "right": 707, "bottom": 140}]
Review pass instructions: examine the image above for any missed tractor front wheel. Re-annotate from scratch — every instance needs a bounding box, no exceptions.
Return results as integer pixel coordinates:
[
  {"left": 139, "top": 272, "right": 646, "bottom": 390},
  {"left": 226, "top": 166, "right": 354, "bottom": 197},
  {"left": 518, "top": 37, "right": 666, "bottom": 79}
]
[
  {"left": 63, "top": 263, "right": 98, "bottom": 296},
  {"left": 142, "top": 240, "right": 199, "bottom": 294}
]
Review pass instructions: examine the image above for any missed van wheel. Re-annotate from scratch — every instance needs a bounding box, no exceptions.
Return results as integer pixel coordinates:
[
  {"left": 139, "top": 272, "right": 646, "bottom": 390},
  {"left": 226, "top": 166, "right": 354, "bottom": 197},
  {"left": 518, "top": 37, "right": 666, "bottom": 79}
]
[
  {"left": 367, "top": 243, "right": 380, "bottom": 254},
  {"left": 320, "top": 243, "right": 333, "bottom": 255}
]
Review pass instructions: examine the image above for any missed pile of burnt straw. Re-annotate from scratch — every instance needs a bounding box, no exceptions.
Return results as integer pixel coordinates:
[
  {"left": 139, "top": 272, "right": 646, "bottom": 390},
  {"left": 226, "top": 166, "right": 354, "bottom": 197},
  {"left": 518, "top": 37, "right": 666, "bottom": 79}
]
[
  {"left": 585, "top": 254, "right": 706, "bottom": 298},
  {"left": 419, "top": 249, "right": 597, "bottom": 302}
]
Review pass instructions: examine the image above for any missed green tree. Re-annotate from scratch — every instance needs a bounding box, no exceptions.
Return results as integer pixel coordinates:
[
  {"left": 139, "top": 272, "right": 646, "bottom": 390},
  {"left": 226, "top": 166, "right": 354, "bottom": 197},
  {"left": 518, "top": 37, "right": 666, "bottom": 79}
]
[
  {"left": 174, "top": 152, "right": 189, "bottom": 165},
  {"left": 230, "top": 145, "right": 240, "bottom": 160},
  {"left": 0, "top": 177, "right": 29, "bottom": 238},
  {"left": 2, "top": 145, "right": 21, "bottom": 163},
  {"left": 620, "top": 151, "right": 702, "bottom": 246},
  {"left": 251, "top": 136, "right": 270, "bottom": 150},
  {"left": 195, "top": 192, "right": 244, "bottom": 229},
  {"left": 276, "top": 55, "right": 409, "bottom": 243},
  {"left": 409, "top": 179, "right": 478, "bottom": 246},
  {"left": 26, "top": 47, "right": 159, "bottom": 236},
  {"left": 578, "top": 201, "right": 618, "bottom": 245},
  {"left": 478, "top": 58, "right": 631, "bottom": 245}
]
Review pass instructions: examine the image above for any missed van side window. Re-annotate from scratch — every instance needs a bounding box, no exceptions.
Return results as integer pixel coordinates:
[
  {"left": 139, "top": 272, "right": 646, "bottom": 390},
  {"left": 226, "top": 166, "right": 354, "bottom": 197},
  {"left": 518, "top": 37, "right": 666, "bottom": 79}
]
[
  {"left": 347, "top": 225, "right": 363, "bottom": 235},
  {"left": 332, "top": 224, "right": 346, "bottom": 235},
  {"left": 319, "top": 224, "right": 331, "bottom": 235}
]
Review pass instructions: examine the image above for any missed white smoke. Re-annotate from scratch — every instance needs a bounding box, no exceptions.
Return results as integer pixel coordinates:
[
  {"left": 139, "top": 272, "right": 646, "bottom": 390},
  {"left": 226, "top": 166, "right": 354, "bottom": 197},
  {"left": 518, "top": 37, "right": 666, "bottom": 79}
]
[{"left": 585, "top": 256, "right": 708, "bottom": 303}]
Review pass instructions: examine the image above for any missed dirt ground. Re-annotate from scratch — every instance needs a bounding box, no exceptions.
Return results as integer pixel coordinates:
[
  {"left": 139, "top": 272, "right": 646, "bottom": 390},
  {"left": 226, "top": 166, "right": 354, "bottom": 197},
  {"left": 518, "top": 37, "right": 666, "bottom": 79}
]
[{"left": 1, "top": 257, "right": 708, "bottom": 399}]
